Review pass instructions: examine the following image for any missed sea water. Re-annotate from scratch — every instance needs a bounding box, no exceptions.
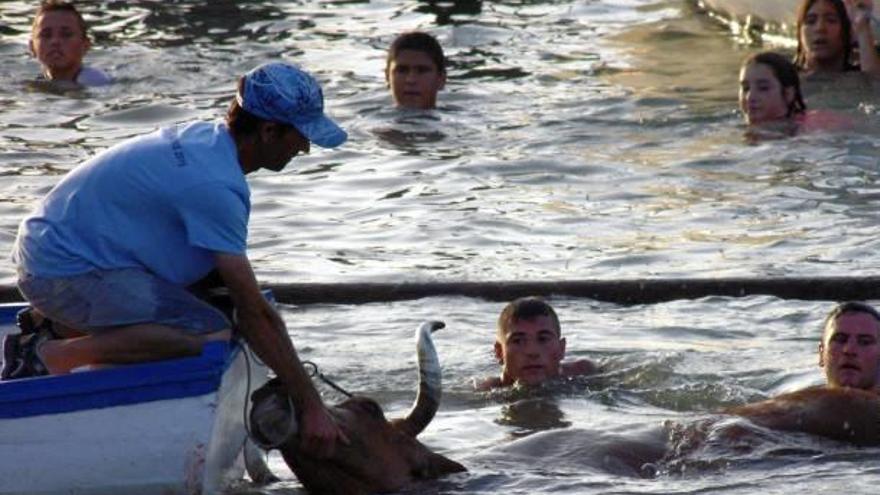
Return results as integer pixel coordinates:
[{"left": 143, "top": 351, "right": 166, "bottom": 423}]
[
  {"left": 278, "top": 296, "right": 880, "bottom": 495},
  {"left": 0, "top": 0, "right": 879, "bottom": 493}
]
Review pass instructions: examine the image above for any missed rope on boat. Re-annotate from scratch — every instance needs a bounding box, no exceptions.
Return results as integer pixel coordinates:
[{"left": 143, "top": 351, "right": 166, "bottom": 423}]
[{"left": 1, "top": 277, "right": 878, "bottom": 306}]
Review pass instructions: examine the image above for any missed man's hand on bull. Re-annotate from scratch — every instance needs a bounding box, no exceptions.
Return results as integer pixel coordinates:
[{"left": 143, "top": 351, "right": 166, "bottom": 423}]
[{"left": 299, "top": 400, "right": 350, "bottom": 458}]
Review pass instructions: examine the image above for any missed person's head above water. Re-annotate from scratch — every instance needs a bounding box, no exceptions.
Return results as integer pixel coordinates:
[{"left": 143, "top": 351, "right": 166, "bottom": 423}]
[
  {"left": 739, "top": 51, "right": 807, "bottom": 126},
  {"left": 494, "top": 297, "right": 567, "bottom": 387},
  {"left": 30, "top": 0, "right": 91, "bottom": 82},
  {"left": 226, "top": 62, "right": 347, "bottom": 173},
  {"left": 795, "top": 0, "right": 854, "bottom": 73},
  {"left": 385, "top": 31, "right": 447, "bottom": 109},
  {"left": 818, "top": 301, "right": 880, "bottom": 390}
]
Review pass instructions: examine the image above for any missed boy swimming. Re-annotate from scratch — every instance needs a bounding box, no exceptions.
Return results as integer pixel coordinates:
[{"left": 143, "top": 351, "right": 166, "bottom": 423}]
[
  {"left": 30, "top": 0, "right": 111, "bottom": 86},
  {"left": 385, "top": 31, "right": 447, "bottom": 109},
  {"left": 475, "top": 297, "right": 598, "bottom": 390}
]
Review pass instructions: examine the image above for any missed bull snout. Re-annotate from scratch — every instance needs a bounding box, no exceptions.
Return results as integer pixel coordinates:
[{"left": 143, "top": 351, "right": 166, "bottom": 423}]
[{"left": 249, "top": 377, "right": 298, "bottom": 449}]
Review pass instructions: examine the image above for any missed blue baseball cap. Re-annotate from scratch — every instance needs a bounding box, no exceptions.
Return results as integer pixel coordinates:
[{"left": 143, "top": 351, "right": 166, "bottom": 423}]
[{"left": 237, "top": 62, "right": 347, "bottom": 148}]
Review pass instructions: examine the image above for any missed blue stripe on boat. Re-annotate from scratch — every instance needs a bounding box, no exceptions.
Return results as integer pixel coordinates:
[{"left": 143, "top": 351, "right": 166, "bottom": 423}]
[
  {"left": 0, "top": 291, "right": 274, "bottom": 419},
  {"left": 0, "top": 339, "right": 238, "bottom": 419}
]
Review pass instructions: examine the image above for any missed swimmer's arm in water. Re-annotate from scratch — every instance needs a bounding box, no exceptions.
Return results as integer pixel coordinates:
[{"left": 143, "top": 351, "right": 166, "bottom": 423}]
[{"left": 726, "top": 387, "right": 880, "bottom": 446}]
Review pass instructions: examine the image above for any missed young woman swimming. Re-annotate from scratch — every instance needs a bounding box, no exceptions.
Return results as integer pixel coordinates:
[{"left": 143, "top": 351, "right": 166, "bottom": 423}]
[
  {"left": 739, "top": 52, "right": 806, "bottom": 126},
  {"left": 739, "top": 51, "right": 852, "bottom": 137},
  {"left": 795, "top": 0, "right": 880, "bottom": 77}
]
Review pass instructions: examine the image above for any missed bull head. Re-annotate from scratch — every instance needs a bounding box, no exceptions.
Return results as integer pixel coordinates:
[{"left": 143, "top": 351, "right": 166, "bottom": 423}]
[{"left": 249, "top": 321, "right": 466, "bottom": 495}]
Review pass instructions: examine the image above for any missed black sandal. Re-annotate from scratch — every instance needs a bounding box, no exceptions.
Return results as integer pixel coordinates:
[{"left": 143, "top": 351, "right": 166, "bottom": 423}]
[
  {"left": 1, "top": 334, "right": 21, "bottom": 380},
  {"left": 3, "top": 332, "right": 49, "bottom": 380},
  {"left": 16, "top": 307, "right": 59, "bottom": 339}
]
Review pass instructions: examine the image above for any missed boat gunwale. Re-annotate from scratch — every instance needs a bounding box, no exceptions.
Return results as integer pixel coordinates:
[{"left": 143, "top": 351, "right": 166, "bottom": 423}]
[{"left": 0, "top": 301, "right": 242, "bottom": 419}]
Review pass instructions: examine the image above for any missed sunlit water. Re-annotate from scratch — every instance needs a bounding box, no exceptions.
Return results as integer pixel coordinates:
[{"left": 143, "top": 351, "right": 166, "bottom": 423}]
[
  {"left": 263, "top": 296, "right": 880, "bottom": 495},
  {"left": 1, "top": 0, "right": 879, "bottom": 493}
]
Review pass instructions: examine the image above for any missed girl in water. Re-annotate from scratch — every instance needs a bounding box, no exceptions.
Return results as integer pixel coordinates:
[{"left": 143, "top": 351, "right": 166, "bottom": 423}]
[
  {"left": 795, "top": 0, "right": 880, "bottom": 78},
  {"left": 739, "top": 51, "right": 851, "bottom": 138},
  {"left": 739, "top": 52, "right": 806, "bottom": 134}
]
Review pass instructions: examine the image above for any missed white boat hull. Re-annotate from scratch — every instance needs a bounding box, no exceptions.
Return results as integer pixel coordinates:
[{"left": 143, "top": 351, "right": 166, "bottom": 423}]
[{"left": 0, "top": 304, "right": 269, "bottom": 495}]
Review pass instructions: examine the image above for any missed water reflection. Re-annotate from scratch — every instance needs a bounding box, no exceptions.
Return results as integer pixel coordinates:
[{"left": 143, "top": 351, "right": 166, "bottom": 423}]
[
  {"left": 1, "top": 0, "right": 879, "bottom": 297},
  {"left": 660, "top": 415, "right": 839, "bottom": 476},
  {"left": 113, "top": 0, "right": 287, "bottom": 47},
  {"left": 416, "top": 0, "right": 483, "bottom": 25},
  {"left": 487, "top": 374, "right": 614, "bottom": 435},
  {"left": 496, "top": 397, "right": 571, "bottom": 433},
  {"left": 372, "top": 113, "right": 448, "bottom": 153},
  {"left": 801, "top": 72, "right": 880, "bottom": 111},
  {"left": 23, "top": 80, "right": 92, "bottom": 98}
]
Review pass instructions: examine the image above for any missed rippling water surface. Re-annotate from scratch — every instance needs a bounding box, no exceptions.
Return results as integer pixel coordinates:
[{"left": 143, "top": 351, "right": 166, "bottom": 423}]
[
  {"left": 2, "top": 0, "right": 879, "bottom": 284},
  {"left": 1, "top": 0, "right": 879, "bottom": 493},
  {"left": 277, "top": 295, "right": 880, "bottom": 495}
]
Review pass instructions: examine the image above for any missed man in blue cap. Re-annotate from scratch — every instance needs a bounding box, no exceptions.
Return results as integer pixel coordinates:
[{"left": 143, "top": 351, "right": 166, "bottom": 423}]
[{"left": 4, "top": 62, "right": 349, "bottom": 455}]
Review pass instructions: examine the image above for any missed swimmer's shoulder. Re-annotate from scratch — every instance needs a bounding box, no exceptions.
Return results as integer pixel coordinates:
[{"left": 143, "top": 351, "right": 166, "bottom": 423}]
[
  {"left": 474, "top": 375, "right": 503, "bottom": 391},
  {"left": 797, "top": 109, "right": 856, "bottom": 134},
  {"left": 76, "top": 66, "right": 113, "bottom": 87},
  {"left": 561, "top": 358, "right": 599, "bottom": 377}
]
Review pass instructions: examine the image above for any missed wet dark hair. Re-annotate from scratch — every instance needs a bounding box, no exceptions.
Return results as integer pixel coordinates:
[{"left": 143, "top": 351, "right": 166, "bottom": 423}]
[
  {"left": 226, "top": 78, "right": 292, "bottom": 137},
  {"left": 743, "top": 51, "right": 807, "bottom": 117},
  {"left": 33, "top": 0, "right": 88, "bottom": 39},
  {"left": 822, "top": 301, "right": 880, "bottom": 338},
  {"left": 385, "top": 31, "right": 447, "bottom": 77},
  {"left": 794, "top": 0, "right": 853, "bottom": 71},
  {"left": 497, "top": 297, "right": 561, "bottom": 338}
]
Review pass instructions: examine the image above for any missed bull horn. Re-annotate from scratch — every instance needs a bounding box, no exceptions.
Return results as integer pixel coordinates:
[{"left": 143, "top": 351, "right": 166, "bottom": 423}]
[
  {"left": 249, "top": 378, "right": 299, "bottom": 450},
  {"left": 398, "top": 320, "right": 445, "bottom": 437},
  {"left": 243, "top": 438, "right": 280, "bottom": 485}
]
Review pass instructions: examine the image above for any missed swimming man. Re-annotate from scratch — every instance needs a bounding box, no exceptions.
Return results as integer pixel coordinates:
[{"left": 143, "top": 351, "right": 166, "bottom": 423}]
[{"left": 475, "top": 297, "right": 598, "bottom": 390}]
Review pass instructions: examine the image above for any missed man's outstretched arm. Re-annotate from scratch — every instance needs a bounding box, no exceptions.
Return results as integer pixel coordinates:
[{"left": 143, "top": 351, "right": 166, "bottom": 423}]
[{"left": 214, "top": 252, "right": 348, "bottom": 457}]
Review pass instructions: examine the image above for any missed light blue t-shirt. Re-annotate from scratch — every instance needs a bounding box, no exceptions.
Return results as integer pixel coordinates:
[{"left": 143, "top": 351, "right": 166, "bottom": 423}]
[
  {"left": 13, "top": 121, "right": 250, "bottom": 286},
  {"left": 76, "top": 66, "right": 112, "bottom": 87}
]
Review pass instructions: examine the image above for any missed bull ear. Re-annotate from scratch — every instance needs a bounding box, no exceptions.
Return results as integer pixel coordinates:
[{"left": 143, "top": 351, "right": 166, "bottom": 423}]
[{"left": 421, "top": 451, "right": 467, "bottom": 478}]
